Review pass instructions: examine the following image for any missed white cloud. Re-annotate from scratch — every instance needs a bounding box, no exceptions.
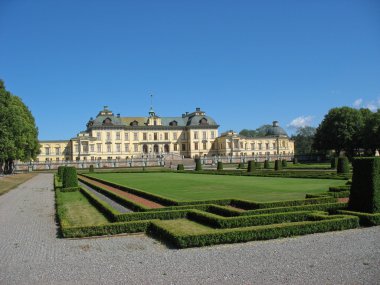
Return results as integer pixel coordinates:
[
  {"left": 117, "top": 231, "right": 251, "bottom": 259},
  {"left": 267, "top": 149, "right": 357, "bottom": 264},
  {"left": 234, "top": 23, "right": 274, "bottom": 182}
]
[
  {"left": 353, "top": 98, "right": 363, "bottom": 108},
  {"left": 366, "top": 103, "right": 377, "bottom": 112},
  {"left": 287, "top": 116, "right": 314, "bottom": 129}
]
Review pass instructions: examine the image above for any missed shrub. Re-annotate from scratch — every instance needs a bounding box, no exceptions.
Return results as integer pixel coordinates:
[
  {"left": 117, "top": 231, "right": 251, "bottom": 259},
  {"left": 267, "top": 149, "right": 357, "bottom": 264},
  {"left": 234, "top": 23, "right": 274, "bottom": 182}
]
[
  {"left": 195, "top": 159, "right": 202, "bottom": 171},
  {"left": 349, "top": 157, "right": 380, "bottom": 213},
  {"left": 293, "top": 157, "right": 298, "bottom": 164},
  {"left": 57, "top": 166, "right": 66, "bottom": 181},
  {"left": 237, "top": 163, "right": 244, "bottom": 169},
  {"left": 264, "top": 160, "right": 270, "bottom": 169},
  {"left": 247, "top": 160, "right": 255, "bottom": 173},
  {"left": 337, "top": 210, "right": 380, "bottom": 226},
  {"left": 282, "top": 160, "right": 287, "bottom": 168},
  {"left": 275, "top": 160, "right": 282, "bottom": 171},
  {"left": 89, "top": 165, "right": 94, "bottom": 173},
  {"left": 177, "top": 164, "right": 184, "bottom": 171},
  {"left": 217, "top": 161, "right": 223, "bottom": 171},
  {"left": 337, "top": 157, "right": 350, "bottom": 174},
  {"left": 63, "top": 167, "right": 78, "bottom": 188},
  {"left": 255, "top": 162, "right": 262, "bottom": 169},
  {"left": 331, "top": 157, "right": 338, "bottom": 169}
]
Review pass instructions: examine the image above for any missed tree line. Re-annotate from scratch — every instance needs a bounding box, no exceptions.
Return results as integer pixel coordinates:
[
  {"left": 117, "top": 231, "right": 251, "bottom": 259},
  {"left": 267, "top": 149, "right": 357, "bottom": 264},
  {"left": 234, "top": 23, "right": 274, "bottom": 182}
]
[{"left": 0, "top": 80, "right": 39, "bottom": 174}]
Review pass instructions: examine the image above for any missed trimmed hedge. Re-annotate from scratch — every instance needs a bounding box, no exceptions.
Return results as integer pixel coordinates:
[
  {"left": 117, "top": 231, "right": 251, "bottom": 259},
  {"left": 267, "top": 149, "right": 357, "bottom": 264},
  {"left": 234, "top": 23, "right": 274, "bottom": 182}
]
[
  {"left": 116, "top": 209, "right": 189, "bottom": 222},
  {"left": 293, "top": 157, "right": 298, "bottom": 164},
  {"left": 54, "top": 175, "right": 63, "bottom": 190},
  {"left": 274, "top": 160, "right": 282, "bottom": 171},
  {"left": 247, "top": 160, "right": 255, "bottom": 173},
  {"left": 331, "top": 157, "right": 338, "bottom": 169},
  {"left": 195, "top": 159, "right": 202, "bottom": 171},
  {"left": 337, "top": 157, "right": 350, "bottom": 174},
  {"left": 60, "top": 187, "right": 80, "bottom": 192},
  {"left": 329, "top": 185, "right": 351, "bottom": 192},
  {"left": 337, "top": 210, "right": 380, "bottom": 226},
  {"left": 349, "top": 157, "right": 380, "bottom": 213},
  {"left": 63, "top": 167, "right": 78, "bottom": 188},
  {"left": 57, "top": 166, "right": 66, "bottom": 181},
  {"left": 264, "top": 160, "right": 270, "bottom": 169},
  {"left": 149, "top": 215, "right": 359, "bottom": 248},
  {"left": 217, "top": 161, "right": 223, "bottom": 171},
  {"left": 282, "top": 160, "right": 287, "bottom": 168},
  {"left": 89, "top": 165, "right": 94, "bottom": 173},
  {"left": 177, "top": 164, "right": 184, "bottom": 171},
  {"left": 237, "top": 163, "right": 245, "bottom": 169}
]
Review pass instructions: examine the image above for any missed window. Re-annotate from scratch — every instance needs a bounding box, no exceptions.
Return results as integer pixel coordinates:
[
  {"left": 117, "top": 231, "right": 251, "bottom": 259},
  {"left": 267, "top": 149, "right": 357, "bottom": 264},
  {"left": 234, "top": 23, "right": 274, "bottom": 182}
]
[
  {"left": 182, "top": 144, "right": 186, "bottom": 151},
  {"left": 116, "top": 132, "right": 121, "bottom": 140},
  {"left": 273, "top": 143, "right": 276, "bottom": 149},
  {"left": 55, "top": 147, "right": 60, "bottom": 155},
  {"left": 56, "top": 158, "right": 60, "bottom": 162},
  {"left": 211, "top": 131, "right": 215, "bottom": 139},
  {"left": 173, "top": 132, "right": 178, "bottom": 140},
  {"left": 133, "top": 132, "right": 138, "bottom": 141},
  {"left": 107, "top": 132, "right": 111, "bottom": 141},
  {"left": 116, "top": 144, "right": 121, "bottom": 152},
  {"left": 259, "top": 143, "right": 262, "bottom": 150},
  {"left": 266, "top": 143, "right": 269, "bottom": 150},
  {"left": 194, "top": 132, "right": 198, "bottom": 139},
  {"left": 203, "top": 142, "right": 207, "bottom": 150},
  {"left": 174, "top": 144, "right": 178, "bottom": 151},
  {"left": 97, "top": 144, "right": 102, "bottom": 153},
  {"left": 182, "top": 133, "right": 186, "bottom": 140},
  {"left": 107, "top": 145, "right": 111, "bottom": 153},
  {"left": 154, "top": 133, "right": 158, "bottom": 141},
  {"left": 154, "top": 120, "right": 157, "bottom": 126},
  {"left": 134, "top": 144, "right": 138, "bottom": 152},
  {"left": 90, "top": 145, "right": 94, "bottom": 152},
  {"left": 169, "top": 120, "right": 178, "bottom": 126},
  {"left": 228, "top": 142, "right": 232, "bottom": 149},
  {"left": 164, "top": 132, "right": 169, "bottom": 140},
  {"left": 202, "top": 131, "right": 207, "bottom": 140},
  {"left": 234, "top": 141, "right": 239, "bottom": 148},
  {"left": 251, "top": 143, "right": 255, "bottom": 150},
  {"left": 143, "top": 133, "right": 147, "bottom": 140},
  {"left": 75, "top": 145, "right": 79, "bottom": 153},
  {"left": 124, "top": 132, "right": 129, "bottom": 141},
  {"left": 240, "top": 142, "right": 243, "bottom": 148},
  {"left": 160, "top": 133, "right": 163, "bottom": 140},
  {"left": 194, "top": 142, "right": 199, "bottom": 150},
  {"left": 125, "top": 144, "right": 129, "bottom": 152},
  {"left": 97, "top": 132, "right": 101, "bottom": 140},
  {"left": 282, "top": 141, "right": 286, "bottom": 148}
]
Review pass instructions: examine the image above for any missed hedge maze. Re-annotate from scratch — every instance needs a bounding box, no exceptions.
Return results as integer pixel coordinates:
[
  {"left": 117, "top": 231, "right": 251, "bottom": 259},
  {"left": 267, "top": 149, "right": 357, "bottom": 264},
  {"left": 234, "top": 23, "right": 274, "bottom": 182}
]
[{"left": 54, "top": 159, "right": 380, "bottom": 248}]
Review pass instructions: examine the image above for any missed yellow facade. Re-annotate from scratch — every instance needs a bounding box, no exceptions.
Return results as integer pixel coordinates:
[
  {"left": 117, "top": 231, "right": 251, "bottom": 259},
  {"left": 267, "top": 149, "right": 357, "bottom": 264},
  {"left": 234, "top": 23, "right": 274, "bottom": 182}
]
[{"left": 37, "top": 107, "right": 294, "bottom": 162}]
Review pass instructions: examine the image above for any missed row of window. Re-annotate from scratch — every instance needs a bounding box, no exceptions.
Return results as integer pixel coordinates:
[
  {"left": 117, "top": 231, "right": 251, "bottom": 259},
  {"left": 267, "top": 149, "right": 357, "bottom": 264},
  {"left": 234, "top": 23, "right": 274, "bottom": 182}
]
[
  {"left": 94, "top": 131, "right": 216, "bottom": 141},
  {"left": 222, "top": 141, "right": 289, "bottom": 150}
]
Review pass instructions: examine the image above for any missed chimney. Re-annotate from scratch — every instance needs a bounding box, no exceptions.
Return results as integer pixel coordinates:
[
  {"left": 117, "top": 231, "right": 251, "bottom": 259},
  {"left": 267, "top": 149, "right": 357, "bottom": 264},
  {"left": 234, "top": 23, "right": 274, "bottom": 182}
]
[{"left": 196, "top": 107, "right": 201, "bottom": 112}]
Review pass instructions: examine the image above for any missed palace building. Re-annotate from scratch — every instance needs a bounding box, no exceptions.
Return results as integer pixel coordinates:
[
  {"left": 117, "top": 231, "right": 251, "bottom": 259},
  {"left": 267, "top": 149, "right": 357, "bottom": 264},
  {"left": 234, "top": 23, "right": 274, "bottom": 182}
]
[{"left": 36, "top": 106, "right": 294, "bottom": 162}]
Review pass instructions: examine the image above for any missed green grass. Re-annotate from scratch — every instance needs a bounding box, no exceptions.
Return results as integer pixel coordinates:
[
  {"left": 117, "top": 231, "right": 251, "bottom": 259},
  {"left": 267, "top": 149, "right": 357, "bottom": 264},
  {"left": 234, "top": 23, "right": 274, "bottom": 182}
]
[
  {"left": 86, "top": 172, "right": 346, "bottom": 202},
  {"left": 157, "top": 219, "right": 215, "bottom": 234},
  {"left": 286, "top": 163, "right": 332, "bottom": 169},
  {"left": 0, "top": 173, "right": 37, "bottom": 196},
  {"left": 57, "top": 190, "right": 109, "bottom": 226}
]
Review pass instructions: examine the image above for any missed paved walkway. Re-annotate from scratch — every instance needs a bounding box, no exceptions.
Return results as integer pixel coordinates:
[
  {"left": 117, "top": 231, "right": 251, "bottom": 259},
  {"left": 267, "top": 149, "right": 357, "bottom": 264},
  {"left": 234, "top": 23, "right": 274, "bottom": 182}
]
[{"left": 0, "top": 174, "right": 379, "bottom": 285}]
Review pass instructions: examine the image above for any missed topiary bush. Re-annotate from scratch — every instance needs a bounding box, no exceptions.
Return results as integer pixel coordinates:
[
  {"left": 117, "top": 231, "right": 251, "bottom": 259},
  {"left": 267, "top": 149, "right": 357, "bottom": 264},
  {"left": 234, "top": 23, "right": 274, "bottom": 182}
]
[
  {"left": 217, "top": 161, "right": 223, "bottom": 171},
  {"left": 177, "top": 164, "right": 184, "bottom": 171},
  {"left": 247, "top": 160, "right": 255, "bottom": 173},
  {"left": 89, "top": 165, "right": 94, "bottom": 173},
  {"left": 237, "top": 163, "right": 244, "bottom": 169},
  {"left": 195, "top": 159, "right": 202, "bottom": 171},
  {"left": 57, "top": 166, "right": 66, "bottom": 181},
  {"left": 255, "top": 161, "right": 261, "bottom": 169},
  {"left": 275, "top": 160, "right": 282, "bottom": 171},
  {"left": 337, "top": 157, "right": 350, "bottom": 174},
  {"left": 293, "top": 157, "right": 298, "bottom": 164},
  {"left": 264, "top": 160, "right": 270, "bottom": 169},
  {"left": 282, "top": 160, "right": 287, "bottom": 168},
  {"left": 349, "top": 157, "right": 380, "bottom": 213},
  {"left": 331, "top": 157, "right": 338, "bottom": 169},
  {"left": 63, "top": 167, "right": 78, "bottom": 188}
]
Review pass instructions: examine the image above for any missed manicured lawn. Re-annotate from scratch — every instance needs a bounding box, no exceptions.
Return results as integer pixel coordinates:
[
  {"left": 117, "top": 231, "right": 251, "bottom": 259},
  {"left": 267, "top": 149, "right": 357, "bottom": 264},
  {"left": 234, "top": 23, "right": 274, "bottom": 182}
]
[
  {"left": 0, "top": 173, "right": 37, "bottom": 196},
  {"left": 86, "top": 172, "right": 346, "bottom": 202},
  {"left": 57, "top": 190, "right": 109, "bottom": 226},
  {"left": 157, "top": 219, "right": 215, "bottom": 235}
]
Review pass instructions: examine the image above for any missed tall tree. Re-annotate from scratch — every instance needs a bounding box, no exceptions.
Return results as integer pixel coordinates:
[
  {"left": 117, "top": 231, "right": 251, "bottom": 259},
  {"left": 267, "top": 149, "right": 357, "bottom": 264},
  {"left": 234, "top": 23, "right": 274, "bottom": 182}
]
[
  {"left": 239, "top": 124, "right": 272, "bottom": 138},
  {"left": 0, "top": 80, "right": 39, "bottom": 174},
  {"left": 291, "top": 126, "right": 316, "bottom": 155},
  {"left": 362, "top": 110, "right": 380, "bottom": 155},
  {"left": 313, "top": 107, "right": 365, "bottom": 157}
]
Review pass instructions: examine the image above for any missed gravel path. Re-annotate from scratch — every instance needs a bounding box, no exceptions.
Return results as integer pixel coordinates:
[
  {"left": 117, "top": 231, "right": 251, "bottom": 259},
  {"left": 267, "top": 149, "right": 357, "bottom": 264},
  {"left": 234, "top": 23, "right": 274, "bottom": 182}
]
[
  {"left": 0, "top": 173, "right": 379, "bottom": 285},
  {"left": 79, "top": 181, "right": 132, "bottom": 213}
]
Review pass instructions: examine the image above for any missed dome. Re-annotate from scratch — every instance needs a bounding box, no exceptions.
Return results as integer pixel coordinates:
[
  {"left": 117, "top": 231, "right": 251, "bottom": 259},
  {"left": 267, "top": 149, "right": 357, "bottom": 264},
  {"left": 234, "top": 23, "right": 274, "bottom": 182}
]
[{"left": 265, "top": 121, "right": 288, "bottom": 137}]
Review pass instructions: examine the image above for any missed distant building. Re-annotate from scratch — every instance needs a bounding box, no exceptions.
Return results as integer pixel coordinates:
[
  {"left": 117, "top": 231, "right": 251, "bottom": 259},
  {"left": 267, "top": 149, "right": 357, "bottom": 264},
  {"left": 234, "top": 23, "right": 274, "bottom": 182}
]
[{"left": 36, "top": 106, "right": 294, "bottom": 162}]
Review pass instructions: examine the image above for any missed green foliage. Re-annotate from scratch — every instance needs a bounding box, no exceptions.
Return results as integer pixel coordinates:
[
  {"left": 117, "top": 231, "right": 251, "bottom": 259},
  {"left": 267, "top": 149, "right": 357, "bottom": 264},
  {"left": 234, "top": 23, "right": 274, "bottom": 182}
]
[
  {"left": 0, "top": 79, "right": 40, "bottom": 174},
  {"left": 337, "top": 210, "right": 380, "bottom": 226},
  {"left": 293, "top": 157, "right": 298, "bottom": 164},
  {"left": 264, "top": 160, "right": 270, "bottom": 169},
  {"left": 89, "top": 165, "right": 94, "bottom": 173},
  {"left": 349, "top": 157, "right": 380, "bottom": 213},
  {"left": 331, "top": 157, "right": 338, "bottom": 169},
  {"left": 329, "top": 185, "right": 350, "bottom": 192},
  {"left": 217, "top": 161, "right": 223, "bottom": 171},
  {"left": 57, "top": 166, "right": 66, "bottom": 181},
  {"left": 291, "top": 126, "right": 317, "bottom": 155},
  {"left": 282, "top": 160, "right": 287, "bottom": 168},
  {"left": 63, "top": 167, "right": 78, "bottom": 188},
  {"left": 195, "top": 159, "right": 202, "bottom": 171},
  {"left": 337, "top": 157, "right": 350, "bottom": 174},
  {"left": 177, "top": 164, "right": 184, "bottom": 171},
  {"left": 247, "top": 160, "right": 255, "bottom": 172},
  {"left": 237, "top": 162, "right": 244, "bottom": 169},
  {"left": 239, "top": 125, "right": 272, "bottom": 138},
  {"left": 362, "top": 110, "right": 380, "bottom": 155},
  {"left": 274, "top": 160, "right": 282, "bottom": 171}
]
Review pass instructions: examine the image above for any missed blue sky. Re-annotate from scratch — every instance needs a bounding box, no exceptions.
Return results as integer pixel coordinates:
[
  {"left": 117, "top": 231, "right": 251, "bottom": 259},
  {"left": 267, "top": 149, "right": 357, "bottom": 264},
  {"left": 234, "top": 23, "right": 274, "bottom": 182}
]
[{"left": 0, "top": 0, "right": 379, "bottom": 140}]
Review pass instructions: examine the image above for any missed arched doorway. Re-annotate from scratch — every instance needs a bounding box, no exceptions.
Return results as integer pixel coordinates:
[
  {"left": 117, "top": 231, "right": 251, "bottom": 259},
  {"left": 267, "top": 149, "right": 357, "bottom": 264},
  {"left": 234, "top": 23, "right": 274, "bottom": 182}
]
[
  {"left": 143, "top": 144, "right": 148, "bottom": 154},
  {"left": 164, "top": 144, "right": 169, "bottom": 153},
  {"left": 154, "top": 144, "right": 159, "bottom": 153}
]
